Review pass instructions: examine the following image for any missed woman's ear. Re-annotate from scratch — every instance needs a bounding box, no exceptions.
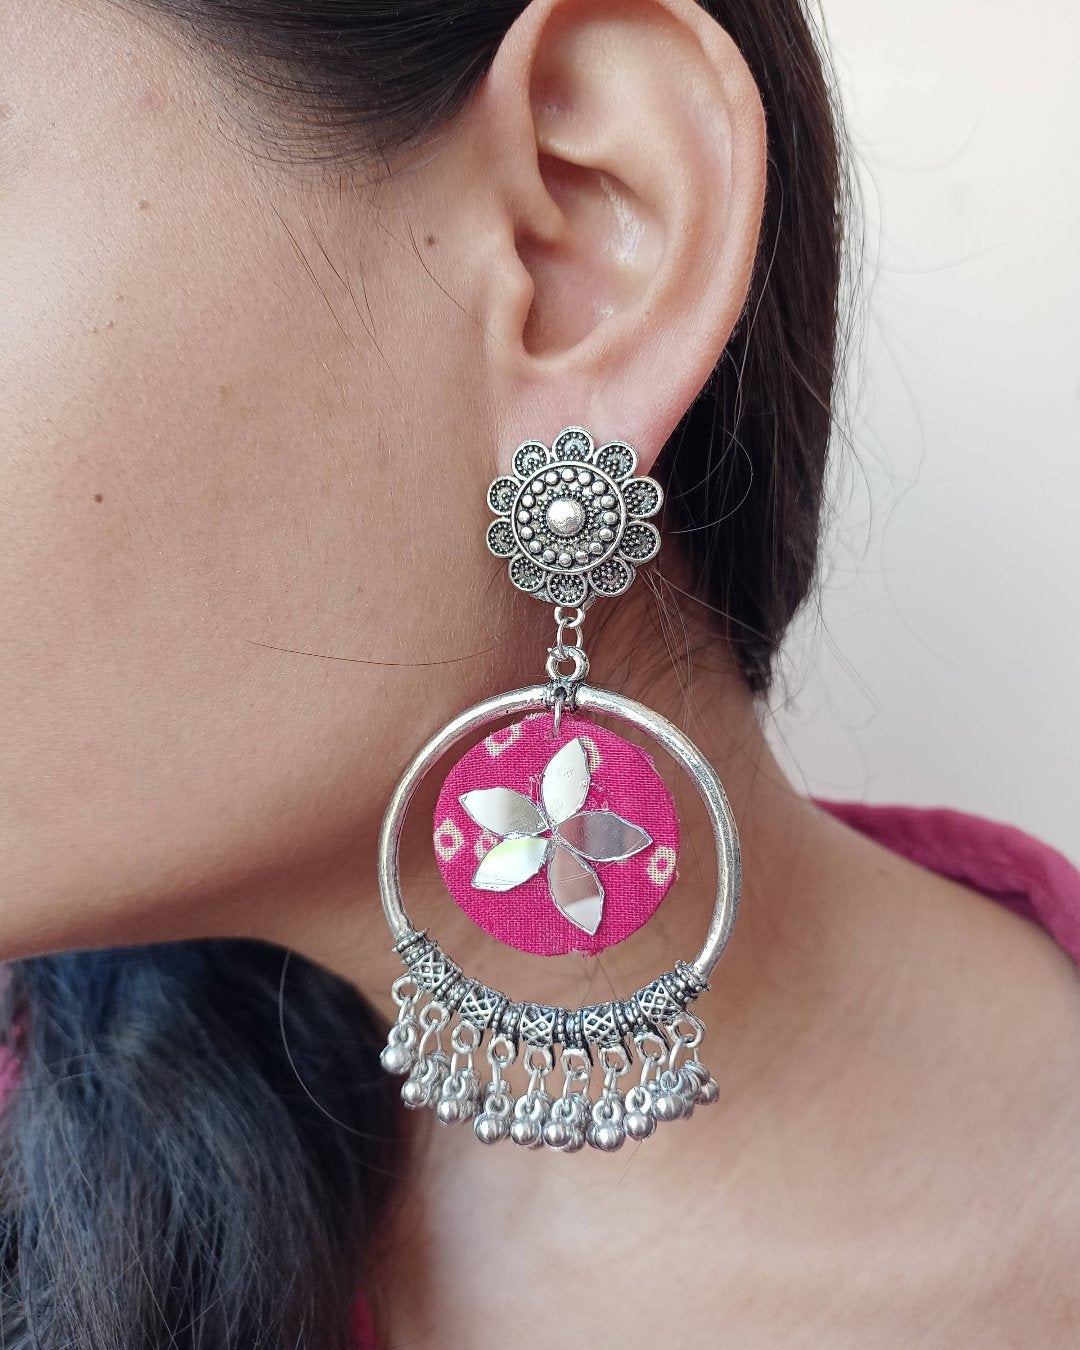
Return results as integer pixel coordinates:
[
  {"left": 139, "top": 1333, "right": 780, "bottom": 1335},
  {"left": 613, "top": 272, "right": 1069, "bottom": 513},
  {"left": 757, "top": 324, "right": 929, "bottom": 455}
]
[{"left": 465, "top": 0, "right": 767, "bottom": 475}]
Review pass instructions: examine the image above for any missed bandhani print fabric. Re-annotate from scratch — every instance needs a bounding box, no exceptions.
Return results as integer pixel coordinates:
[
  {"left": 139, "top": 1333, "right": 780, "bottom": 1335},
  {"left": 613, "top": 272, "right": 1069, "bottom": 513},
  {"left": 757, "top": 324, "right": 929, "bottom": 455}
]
[{"left": 432, "top": 712, "right": 680, "bottom": 956}]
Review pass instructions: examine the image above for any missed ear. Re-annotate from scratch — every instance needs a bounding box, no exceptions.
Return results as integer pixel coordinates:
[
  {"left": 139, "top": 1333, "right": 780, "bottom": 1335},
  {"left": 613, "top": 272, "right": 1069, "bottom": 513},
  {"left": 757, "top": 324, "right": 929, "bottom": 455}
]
[{"left": 468, "top": 0, "right": 767, "bottom": 475}]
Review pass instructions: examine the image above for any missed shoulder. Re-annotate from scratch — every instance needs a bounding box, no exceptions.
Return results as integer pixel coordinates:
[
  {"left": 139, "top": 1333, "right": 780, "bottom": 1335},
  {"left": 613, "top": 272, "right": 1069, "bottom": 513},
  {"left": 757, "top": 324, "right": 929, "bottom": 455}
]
[
  {"left": 814, "top": 795, "right": 1080, "bottom": 961},
  {"left": 813, "top": 794, "right": 1080, "bottom": 1070}
]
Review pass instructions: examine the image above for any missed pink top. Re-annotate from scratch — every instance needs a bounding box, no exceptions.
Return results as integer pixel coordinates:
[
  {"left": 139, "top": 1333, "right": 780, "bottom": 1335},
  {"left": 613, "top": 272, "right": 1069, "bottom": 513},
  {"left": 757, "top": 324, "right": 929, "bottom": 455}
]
[{"left": 1, "top": 800, "right": 1078, "bottom": 1349}]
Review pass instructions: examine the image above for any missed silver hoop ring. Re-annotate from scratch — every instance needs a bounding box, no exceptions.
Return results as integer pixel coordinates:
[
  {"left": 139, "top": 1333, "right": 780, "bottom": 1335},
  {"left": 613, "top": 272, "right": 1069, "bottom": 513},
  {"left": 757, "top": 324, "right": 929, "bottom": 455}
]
[{"left": 378, "top": 684, "right": 741, "bottom": 1018}]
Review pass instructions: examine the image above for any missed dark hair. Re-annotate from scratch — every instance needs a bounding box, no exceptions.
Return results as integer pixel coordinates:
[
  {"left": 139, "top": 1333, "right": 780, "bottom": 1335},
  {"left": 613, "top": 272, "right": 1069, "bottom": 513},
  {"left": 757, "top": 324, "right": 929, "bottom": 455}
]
[
  {"left": 0, "top": 945, "right": 401, "bottom": 1348},
  {"left": 0, "top": 2, "right": 846, "bottom": 1345}
]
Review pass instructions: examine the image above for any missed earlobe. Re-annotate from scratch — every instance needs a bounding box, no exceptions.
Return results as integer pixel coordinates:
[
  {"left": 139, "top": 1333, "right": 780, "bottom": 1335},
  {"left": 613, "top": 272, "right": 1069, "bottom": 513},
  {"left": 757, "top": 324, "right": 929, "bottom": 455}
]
[{"left": 474, "top": 0, "right": 766, "bottom": 474}]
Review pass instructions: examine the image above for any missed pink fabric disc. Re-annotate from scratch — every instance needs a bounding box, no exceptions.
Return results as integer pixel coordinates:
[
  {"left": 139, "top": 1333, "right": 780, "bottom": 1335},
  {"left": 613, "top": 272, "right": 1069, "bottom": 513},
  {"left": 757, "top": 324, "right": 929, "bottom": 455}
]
[{"left": 432, "top": 711, "right": 680, "bottom": 956}]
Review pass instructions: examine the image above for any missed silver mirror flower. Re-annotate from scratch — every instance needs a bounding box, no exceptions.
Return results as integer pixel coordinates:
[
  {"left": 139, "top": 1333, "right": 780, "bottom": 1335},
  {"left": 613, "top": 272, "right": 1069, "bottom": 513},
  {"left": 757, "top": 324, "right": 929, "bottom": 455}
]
[{"left": 459, "top": 738, "right": 652, "bottom": 935}]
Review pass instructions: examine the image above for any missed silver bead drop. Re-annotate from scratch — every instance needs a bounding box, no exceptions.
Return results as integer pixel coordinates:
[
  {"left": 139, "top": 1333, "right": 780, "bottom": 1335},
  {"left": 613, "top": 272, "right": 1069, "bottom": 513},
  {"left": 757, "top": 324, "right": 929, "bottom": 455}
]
[
  {"left": 587, "top": 1121, "right": 626, "bottom": 1152},
  {"left": 624, "top": 1111, "right": 655, "bottom": 1140},
  {"left": 510, "top": 1118, "right": 542, "bottom": 1147},
  {"left": 542, "top": 1118, "right": 571, "bottom": 1149},
  {"left": 652, "top": 1092, "right": 685, "bottom": 1122},
  {"left": 697, "top": 1075, "right": 720, "bottom": 1105},
  {"left": 401, "top": 1076, "right": 429, "bottom": 1109},
  {"left": 379, "top": 1043, "right": 413, "bottom": 1075},
  {"left": 474, "top": 1114, "right": 508, "bottom": 1144}
]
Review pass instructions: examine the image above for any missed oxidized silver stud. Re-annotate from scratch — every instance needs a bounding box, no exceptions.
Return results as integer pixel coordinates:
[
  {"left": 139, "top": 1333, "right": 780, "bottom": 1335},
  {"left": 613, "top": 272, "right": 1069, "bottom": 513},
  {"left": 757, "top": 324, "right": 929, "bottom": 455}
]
[{"left": 485, "top": 425, "right": 662, "bottom": 606}]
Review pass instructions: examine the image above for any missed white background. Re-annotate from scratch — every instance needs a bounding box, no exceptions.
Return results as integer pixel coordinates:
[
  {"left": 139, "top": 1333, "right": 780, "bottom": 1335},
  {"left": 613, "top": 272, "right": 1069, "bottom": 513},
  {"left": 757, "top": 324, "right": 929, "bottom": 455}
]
[{"left": 765, "top": 1, "right": 1080, "bottom": 861}]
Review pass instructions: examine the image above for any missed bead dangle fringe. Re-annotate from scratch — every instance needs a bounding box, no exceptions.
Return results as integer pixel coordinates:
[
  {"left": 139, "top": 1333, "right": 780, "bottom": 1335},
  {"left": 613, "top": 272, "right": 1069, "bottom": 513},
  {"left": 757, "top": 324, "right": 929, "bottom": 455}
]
[{"left": 379, "top": 931, "right": 719, "bottom": 1151}]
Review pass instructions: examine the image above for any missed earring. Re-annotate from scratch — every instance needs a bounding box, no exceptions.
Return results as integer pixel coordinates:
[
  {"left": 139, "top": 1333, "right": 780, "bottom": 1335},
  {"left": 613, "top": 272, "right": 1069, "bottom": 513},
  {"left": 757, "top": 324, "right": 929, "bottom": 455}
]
[{"left": 377, "top": 426, "right": 741, "bottom": 1152}]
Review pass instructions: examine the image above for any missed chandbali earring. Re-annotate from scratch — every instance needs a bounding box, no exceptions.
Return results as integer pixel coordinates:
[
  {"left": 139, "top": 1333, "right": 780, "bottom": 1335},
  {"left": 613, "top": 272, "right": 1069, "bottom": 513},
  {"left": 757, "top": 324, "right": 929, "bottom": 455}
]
[{"left": 377, "top": 427, "right": 741, "bottom": 1152}]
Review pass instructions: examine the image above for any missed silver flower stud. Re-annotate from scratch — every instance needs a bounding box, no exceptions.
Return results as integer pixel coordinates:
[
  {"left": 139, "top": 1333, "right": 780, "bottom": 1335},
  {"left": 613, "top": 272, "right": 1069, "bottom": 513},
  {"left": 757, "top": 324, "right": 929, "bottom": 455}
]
[
  {"left": 459, "top": 738, "right": 652, "bottom": 936},
  {"left": 485, "top": 426, "right": 663, "bottom": 607}
]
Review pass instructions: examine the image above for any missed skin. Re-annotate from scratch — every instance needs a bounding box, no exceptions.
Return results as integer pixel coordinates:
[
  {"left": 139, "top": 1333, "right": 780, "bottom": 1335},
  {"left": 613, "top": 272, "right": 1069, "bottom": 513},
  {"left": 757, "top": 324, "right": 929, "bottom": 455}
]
[{"left": 1, "top": 0, "right": 1078, "bottom": 1345}]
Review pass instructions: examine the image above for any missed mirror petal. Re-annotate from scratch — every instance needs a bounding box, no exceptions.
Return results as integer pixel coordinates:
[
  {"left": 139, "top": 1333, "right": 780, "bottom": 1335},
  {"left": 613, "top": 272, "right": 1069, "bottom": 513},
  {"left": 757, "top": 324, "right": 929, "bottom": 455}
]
[
  {"left": 556, "top": 810, "right": 652, "bottom": 862},
  {"left": 548, "top": 845, "right": 604, "bottom": 935},
  {"left": 458, "top": 787, "right": 546, "bottom": 837},
  {"left": 471, "top": 836, "right": 550, "bottom": 891},
  {"left": 541, "top": 738, "right": 590, "bottom": 824}
]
